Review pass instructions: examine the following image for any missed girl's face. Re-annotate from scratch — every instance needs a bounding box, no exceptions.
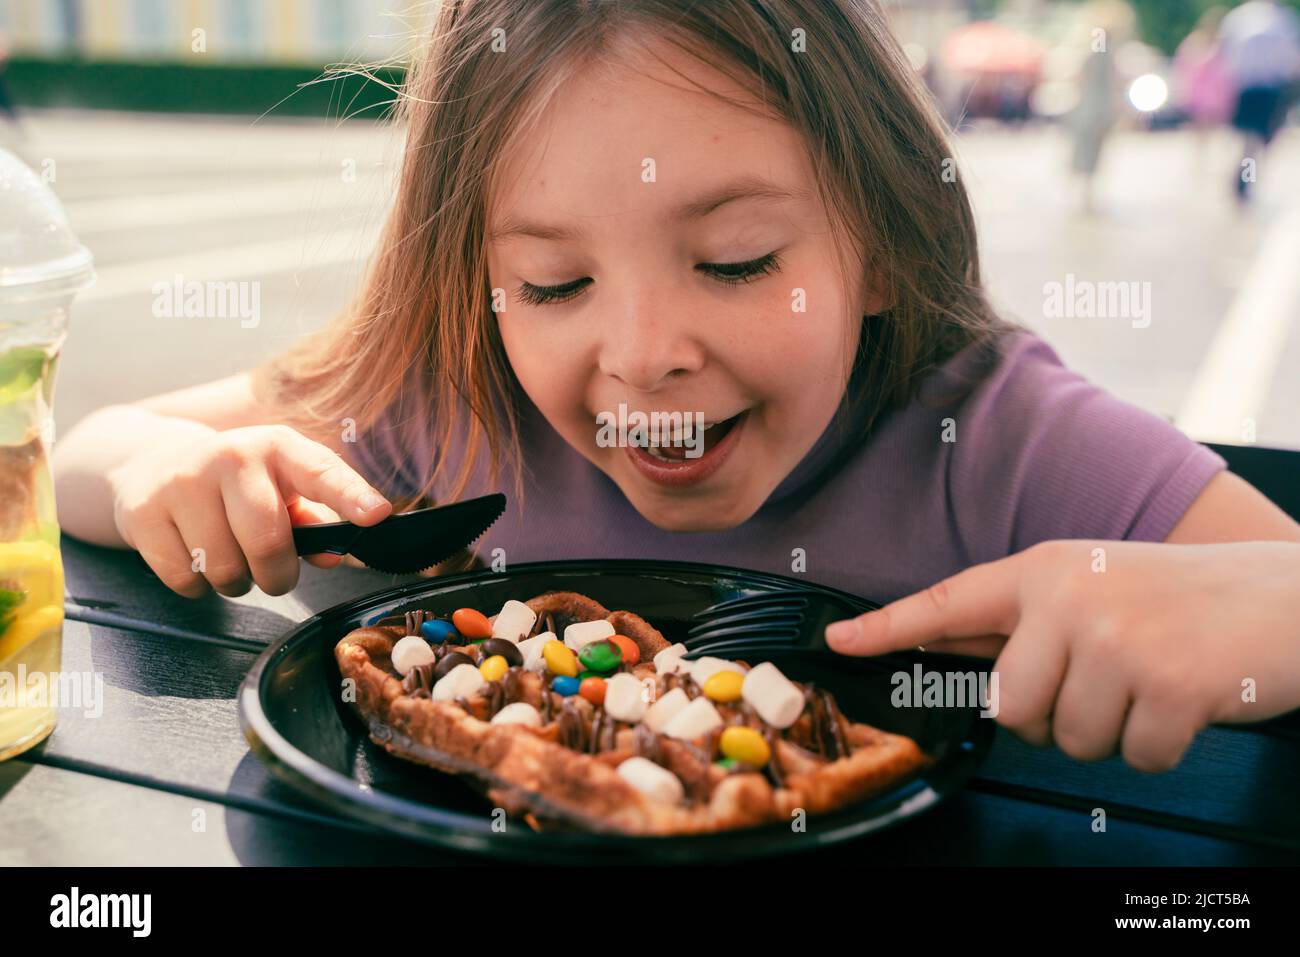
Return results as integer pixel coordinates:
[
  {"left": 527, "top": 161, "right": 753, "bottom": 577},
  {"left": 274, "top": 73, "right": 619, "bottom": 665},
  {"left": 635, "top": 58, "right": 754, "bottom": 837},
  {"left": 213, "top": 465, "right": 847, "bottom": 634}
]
[{"left": 488, "top": 38, "right": 875, "bottom": 531}]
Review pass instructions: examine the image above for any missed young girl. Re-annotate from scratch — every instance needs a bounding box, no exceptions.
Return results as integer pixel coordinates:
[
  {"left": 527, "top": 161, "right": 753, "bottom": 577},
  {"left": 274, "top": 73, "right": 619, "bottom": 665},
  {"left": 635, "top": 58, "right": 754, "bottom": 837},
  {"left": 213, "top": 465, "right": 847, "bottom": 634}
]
[{"left": 54, "top": 0, "right": 1300, "bottom": 773}]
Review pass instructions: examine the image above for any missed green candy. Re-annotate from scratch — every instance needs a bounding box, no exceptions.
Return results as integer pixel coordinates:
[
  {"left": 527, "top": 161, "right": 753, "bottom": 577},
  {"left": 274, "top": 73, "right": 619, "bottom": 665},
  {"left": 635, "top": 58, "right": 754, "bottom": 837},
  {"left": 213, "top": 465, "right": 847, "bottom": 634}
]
[
  {"left": 577, "top": 639, "right": 622, "bottom": 673},
  {"left": 715, "top": 758, "right": 740, "bottom": 771}
]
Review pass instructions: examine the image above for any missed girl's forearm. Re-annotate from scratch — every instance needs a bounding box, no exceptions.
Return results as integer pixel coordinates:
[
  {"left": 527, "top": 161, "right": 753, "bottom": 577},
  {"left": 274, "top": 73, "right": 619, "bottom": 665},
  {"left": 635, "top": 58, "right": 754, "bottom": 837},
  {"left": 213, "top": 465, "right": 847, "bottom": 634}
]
[{"left": 52, "top": 405, "right": 217, "bottom": 548}]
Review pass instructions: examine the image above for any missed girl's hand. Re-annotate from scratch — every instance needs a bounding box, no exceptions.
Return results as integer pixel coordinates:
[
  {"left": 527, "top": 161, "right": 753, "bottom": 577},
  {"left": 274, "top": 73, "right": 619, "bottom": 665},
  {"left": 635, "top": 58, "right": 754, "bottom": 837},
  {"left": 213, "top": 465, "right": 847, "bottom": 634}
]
[
  {"left": 108, "top": 424, "right": 391, "bottom": 598},
  {"left": 825, "top": 540, "right": 1300, "bottom": 772}
]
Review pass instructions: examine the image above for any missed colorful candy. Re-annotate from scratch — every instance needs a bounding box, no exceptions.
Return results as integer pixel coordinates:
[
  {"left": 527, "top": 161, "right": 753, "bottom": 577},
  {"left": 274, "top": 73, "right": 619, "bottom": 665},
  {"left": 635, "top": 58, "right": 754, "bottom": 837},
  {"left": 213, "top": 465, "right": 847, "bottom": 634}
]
[
  {"left": 578, "top": 639, "right": 622, "bottom": 674},
  {"left": 702, "top": 670, "right": 743, "bottom": 703},
  {"left": 579, "top": 676, "right": 607, "bottom": 706},
  {"left": 552, "top": 675, "right": 581, "bottom": 696},
  {"left": 719, "top": 726, "right": 771, "bottom": 767},
  {"left": 390, "top": 635, "right": 436, "bottom": 676},
  {"left": 543, "top": 639, "right": 579, "bottom": 677},
  {"left": 479, "top": 637, "right": 523, "bottom": 667},
  {"left": 451, "top": 607, "right": 492, "bottom": 640},
  {"left": 419, "top": 619, "right": 459, "bottom": 644},
  {"left": 479, "top": 655, "right": 509, "bottom": 682},
  {"left": 608, "top": 634, "right": 640, "bottom": 667}
]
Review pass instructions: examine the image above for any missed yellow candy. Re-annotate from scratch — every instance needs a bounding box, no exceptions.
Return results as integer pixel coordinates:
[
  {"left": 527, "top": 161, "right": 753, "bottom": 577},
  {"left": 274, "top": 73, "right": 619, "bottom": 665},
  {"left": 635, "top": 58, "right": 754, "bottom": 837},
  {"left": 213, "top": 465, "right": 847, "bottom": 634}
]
[
  {"left": 703, "top": 670, "right": 743, "bottom": 703},
  {"left": 719, "top": 726, "right": 771, "bottom": 768},
  {"left": 479, "top": 654, "right": 509, "bottom": 682},
  {"left": 0, "top": 604, "right": 63, "bottom": 665},
  {"left": 542, "top": 639, "right": 578, "bottom": 678}
]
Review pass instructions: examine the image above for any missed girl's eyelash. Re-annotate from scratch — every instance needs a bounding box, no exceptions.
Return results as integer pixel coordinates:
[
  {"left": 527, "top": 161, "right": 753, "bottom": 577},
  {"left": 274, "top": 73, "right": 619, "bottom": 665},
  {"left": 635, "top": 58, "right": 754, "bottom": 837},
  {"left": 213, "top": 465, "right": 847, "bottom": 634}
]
[
  {"left": 517, "top": 278, "right": 588, "bottom": 306},
  {"left": 697, "top": 251, "right": 782, "bottom": 285},
  {"left": 515, "top": 251, "right": 783, "bottom": 306}
]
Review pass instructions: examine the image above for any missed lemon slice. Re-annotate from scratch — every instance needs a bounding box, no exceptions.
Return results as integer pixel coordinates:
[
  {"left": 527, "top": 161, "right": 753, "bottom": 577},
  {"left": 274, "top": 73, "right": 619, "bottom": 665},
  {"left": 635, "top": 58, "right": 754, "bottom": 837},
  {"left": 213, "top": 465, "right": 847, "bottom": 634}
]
[
  {"left": 0, "top": 603, "right": 63, "bottom": 665},
  {"left": 0, "top": 540, "right": 62, "bottom": 610}
]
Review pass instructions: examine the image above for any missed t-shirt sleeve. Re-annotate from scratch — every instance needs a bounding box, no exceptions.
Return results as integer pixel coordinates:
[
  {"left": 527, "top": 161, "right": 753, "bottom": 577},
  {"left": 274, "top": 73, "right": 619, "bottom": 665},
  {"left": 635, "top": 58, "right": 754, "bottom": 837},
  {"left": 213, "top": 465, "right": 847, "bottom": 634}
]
[{"left": 945, "top": 332, "right": 1226, "bottom": 561}]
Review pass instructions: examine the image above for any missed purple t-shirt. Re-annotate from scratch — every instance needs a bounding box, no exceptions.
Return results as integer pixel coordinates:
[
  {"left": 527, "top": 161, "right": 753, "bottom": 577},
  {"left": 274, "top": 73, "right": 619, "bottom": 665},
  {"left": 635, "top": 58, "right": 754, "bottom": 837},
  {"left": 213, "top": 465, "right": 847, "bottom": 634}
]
[{"left": 351, "top": 329, "right": 1224, "bottom": 604}]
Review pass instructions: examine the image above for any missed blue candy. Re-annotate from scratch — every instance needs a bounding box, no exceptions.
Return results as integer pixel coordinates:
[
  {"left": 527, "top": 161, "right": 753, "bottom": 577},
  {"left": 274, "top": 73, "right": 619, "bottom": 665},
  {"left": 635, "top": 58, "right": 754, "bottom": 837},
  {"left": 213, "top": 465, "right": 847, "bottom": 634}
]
[
  {"left": 552, "top": 676, "right": 581, "bottom": 697},
  {"left": 420, "top": 619, "right": 459, "bottom": 644}
]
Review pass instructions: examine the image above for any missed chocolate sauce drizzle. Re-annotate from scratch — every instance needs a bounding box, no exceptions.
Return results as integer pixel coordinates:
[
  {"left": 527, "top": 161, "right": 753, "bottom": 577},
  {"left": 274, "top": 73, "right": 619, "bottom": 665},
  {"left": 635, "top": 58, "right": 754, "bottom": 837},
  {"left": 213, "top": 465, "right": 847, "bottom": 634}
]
[{"left": 386, "top": 607, "right": 859, "bottom": 802}]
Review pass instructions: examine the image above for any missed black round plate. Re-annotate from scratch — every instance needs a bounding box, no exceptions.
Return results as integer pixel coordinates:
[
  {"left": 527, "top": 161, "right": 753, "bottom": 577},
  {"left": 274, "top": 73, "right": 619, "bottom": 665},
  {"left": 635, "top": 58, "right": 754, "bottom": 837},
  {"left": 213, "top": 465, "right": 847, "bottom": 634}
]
[{"left": 238, "top": 559, "right": 994, "bottom": 863}]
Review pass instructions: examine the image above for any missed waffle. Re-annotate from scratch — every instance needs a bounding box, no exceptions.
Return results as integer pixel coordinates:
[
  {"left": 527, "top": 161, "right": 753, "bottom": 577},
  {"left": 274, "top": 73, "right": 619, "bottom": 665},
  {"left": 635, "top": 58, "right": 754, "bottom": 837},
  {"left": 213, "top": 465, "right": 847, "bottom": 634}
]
[{"left": 334, "top": 591, "right": 929, "bottom": 835}]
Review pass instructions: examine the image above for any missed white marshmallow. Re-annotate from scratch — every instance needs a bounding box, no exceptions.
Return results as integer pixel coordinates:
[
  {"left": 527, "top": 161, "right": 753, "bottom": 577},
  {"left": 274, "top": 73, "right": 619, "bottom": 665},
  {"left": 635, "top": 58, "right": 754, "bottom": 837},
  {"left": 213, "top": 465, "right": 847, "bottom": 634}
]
[
  {"left": 490, "top": 702, "right": 542, "bottom": 727},
  {"left": 642, "top": 687, "right": 690, "bottom": 733},
  {"left": 517, "top": 632, "right": 556, "bottom": 672},
  {"left": 662, "top": 695, "right": 723, "bottom": 741},
  {"left": 689, "top": 656, "right": 746, "bottom": 687},
  {"left": 492, "top": 600, "right": 537, "bottom": 643},
  {"left": 603, "top": 672, "right": 648, "bottom": 723},
  {"left": 653, "top": 642, "right": 690, "bottom": 675},
  {"left": 616, "top": 756, "right": 685, "bottom": 805},
  {"left": 742, "top": 661, "right": 805, "bottom": 729},
  {"left": 563, "top": 619, "right": 616, "bottom": 652},
  {"left": 390, "top": 635, "right": 436, "bottom": 676},
  {"left": 432, "top": 662, "right": 486, "bottom": 702}
]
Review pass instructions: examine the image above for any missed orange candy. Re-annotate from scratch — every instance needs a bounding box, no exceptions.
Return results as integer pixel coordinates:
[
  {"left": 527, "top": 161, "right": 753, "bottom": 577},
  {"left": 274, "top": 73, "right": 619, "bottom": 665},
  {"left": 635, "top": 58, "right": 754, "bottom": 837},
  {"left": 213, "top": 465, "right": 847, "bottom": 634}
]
[
  {"left": 609, "top": 634, "right": 639, "bottom": 667},
  {"left": 452, "top": 607, "right": 492, "bottom": 640},
  {"left": 579, "top": 677, "right": 607, "bottom": 707}
]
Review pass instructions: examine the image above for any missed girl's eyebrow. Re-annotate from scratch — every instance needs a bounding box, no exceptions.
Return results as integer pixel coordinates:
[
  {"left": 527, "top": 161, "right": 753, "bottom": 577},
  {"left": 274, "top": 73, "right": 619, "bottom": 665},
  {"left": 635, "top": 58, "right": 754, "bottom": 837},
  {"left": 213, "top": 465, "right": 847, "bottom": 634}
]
[{"left": 490, "top": 174, "right": 807, "bottom": 243}]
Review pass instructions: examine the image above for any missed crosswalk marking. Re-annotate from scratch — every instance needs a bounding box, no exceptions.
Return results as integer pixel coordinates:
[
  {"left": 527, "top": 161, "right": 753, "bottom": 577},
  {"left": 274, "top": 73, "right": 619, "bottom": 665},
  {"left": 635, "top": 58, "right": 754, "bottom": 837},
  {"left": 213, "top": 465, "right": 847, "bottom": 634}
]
[{"left": 1175, "top": 203, "right": 1300, "bottom": 443}]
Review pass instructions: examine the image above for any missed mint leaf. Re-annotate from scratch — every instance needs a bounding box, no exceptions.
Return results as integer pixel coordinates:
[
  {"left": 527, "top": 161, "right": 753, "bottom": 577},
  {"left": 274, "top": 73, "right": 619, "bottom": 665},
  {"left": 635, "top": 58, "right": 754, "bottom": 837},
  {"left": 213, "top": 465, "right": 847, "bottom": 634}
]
[{"left": 0, "top": 586, "right": 24, "bottom": 637}]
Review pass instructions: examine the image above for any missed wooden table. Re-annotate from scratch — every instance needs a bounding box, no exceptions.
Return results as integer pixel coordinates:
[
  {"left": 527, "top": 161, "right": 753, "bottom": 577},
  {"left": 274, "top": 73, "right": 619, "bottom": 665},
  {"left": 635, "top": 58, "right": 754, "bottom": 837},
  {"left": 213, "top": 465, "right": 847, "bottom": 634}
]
[{"left": 4, "top": 536, "right": 1299, "bottom": 866}]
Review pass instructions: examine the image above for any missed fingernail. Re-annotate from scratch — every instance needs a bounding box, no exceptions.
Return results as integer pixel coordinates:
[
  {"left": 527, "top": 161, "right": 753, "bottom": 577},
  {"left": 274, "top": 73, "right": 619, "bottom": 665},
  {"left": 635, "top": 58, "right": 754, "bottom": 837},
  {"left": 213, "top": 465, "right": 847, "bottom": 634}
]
[
  {"left": 825, "top": 619, "right": 860, "bottom": 648},
  {"left": 357, "top": 490, "right": 387, "bottom": 511}
]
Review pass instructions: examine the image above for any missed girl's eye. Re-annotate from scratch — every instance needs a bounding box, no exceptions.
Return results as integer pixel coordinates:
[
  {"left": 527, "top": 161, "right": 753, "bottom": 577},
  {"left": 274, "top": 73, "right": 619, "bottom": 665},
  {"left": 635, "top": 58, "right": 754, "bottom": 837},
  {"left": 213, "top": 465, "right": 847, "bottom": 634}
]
[
  {"left": 516, "top": 278, "right": 590, "bottom": 306},
  {"left": 698, "top": 251, "right": 782, "bottom": 285},
  {"left": 514, "top": 251, "right": 782, "bottom": 306}
]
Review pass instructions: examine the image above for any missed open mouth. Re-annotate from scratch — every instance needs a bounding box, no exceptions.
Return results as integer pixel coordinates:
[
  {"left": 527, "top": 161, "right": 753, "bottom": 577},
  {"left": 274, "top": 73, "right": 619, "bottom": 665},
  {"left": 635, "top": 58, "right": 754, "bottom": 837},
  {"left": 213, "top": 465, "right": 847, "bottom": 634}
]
[
  {"left": 623, "top": 408, "right": 750, "bottom": 489},
  {"left": 641, "top": 411, "right": 744, "bottom": 462}
]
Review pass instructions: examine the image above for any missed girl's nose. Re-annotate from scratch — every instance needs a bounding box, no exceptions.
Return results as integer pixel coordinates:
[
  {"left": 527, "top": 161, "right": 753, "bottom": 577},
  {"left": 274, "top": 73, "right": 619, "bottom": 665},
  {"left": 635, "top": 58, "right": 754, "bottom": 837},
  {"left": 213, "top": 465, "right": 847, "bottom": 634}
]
[{"left": 597, "top": 292, "right": 706, "bottom": 393}]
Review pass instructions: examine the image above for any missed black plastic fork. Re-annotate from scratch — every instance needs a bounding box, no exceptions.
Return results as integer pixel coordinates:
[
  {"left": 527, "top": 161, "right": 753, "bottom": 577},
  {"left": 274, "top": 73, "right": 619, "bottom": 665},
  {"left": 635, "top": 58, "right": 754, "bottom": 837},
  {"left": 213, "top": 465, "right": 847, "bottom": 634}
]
[{"left": 683, "top": 587, "right": 879, "bottom": 659}]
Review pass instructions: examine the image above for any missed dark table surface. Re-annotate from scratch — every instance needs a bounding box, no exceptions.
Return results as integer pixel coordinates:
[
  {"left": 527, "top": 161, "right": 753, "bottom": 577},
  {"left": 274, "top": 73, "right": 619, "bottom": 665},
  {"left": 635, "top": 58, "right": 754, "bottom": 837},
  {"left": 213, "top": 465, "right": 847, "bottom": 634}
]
[{"left": 4, "top": 536, "right": 1299, "bottom": 866}]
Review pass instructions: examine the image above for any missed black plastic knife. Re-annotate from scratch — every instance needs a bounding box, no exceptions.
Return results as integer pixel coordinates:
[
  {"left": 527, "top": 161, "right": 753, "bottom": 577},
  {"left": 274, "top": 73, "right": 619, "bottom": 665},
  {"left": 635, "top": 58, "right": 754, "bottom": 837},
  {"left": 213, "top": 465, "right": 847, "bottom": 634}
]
[{"left": 291, "top": 493, "right": 506, "bottom": 574}]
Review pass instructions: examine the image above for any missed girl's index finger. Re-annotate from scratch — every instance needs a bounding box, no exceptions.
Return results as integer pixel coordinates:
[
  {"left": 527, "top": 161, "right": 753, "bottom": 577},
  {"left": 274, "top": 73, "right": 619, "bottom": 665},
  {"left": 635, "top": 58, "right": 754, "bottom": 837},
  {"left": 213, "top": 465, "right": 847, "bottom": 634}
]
[
  {"left": 825, "top": 557, "right": 1025, "bottom": 656},
  {"left": 270, "top": 430, "right": 391, "bottom": 526}
]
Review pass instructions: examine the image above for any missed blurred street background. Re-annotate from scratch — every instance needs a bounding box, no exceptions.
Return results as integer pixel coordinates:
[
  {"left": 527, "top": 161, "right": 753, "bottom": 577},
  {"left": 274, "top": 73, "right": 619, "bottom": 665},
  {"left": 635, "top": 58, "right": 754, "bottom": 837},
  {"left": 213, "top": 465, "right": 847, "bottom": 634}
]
[{"left": 0, "top": 0, "right": 1297, "bottom": 448}]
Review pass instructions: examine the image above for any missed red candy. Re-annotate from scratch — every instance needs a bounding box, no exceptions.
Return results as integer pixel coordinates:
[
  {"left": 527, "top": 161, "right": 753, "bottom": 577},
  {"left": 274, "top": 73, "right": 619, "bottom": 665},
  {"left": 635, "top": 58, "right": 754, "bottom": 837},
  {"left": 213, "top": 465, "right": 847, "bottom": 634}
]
[{"left": 451, "top": 607, "right": 492, "bottom": 640}]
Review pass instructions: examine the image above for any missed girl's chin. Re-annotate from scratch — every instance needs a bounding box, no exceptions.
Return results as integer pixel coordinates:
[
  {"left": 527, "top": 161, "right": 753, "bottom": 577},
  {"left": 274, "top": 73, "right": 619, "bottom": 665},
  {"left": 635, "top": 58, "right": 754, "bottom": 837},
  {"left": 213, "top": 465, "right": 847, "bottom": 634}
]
[{"left": 623, "top": 490, "right": 761, "bottom": 532}]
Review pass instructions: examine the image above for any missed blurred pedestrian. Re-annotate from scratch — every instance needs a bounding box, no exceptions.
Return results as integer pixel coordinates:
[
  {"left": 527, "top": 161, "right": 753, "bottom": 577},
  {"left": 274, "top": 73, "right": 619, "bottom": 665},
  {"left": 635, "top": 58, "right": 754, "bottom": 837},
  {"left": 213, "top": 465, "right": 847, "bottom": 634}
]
[
  {"left": 1217, "top": 0, "right": 1300, "bottom": 201},
  {"left": 1173, "top": 6, "right": 1235, "bottom": 127},
  {"left": 1066, "top": 0, "right": 1137, "bottom": 213}
]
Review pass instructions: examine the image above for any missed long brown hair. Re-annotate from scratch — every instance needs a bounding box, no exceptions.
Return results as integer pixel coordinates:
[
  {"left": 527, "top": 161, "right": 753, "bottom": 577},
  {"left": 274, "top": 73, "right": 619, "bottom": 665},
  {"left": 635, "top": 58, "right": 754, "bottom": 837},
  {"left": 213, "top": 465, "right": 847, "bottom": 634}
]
[{"left": 255, "top": 0, "right": 1004, "bottom": 511}]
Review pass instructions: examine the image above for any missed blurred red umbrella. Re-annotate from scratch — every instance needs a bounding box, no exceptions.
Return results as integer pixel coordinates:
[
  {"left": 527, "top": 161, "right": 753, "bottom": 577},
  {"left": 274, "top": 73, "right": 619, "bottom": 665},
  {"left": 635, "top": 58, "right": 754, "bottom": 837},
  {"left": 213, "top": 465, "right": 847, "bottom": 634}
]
[{"left": 941, "top": 20, "right": 1045, "bottom": 76}]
